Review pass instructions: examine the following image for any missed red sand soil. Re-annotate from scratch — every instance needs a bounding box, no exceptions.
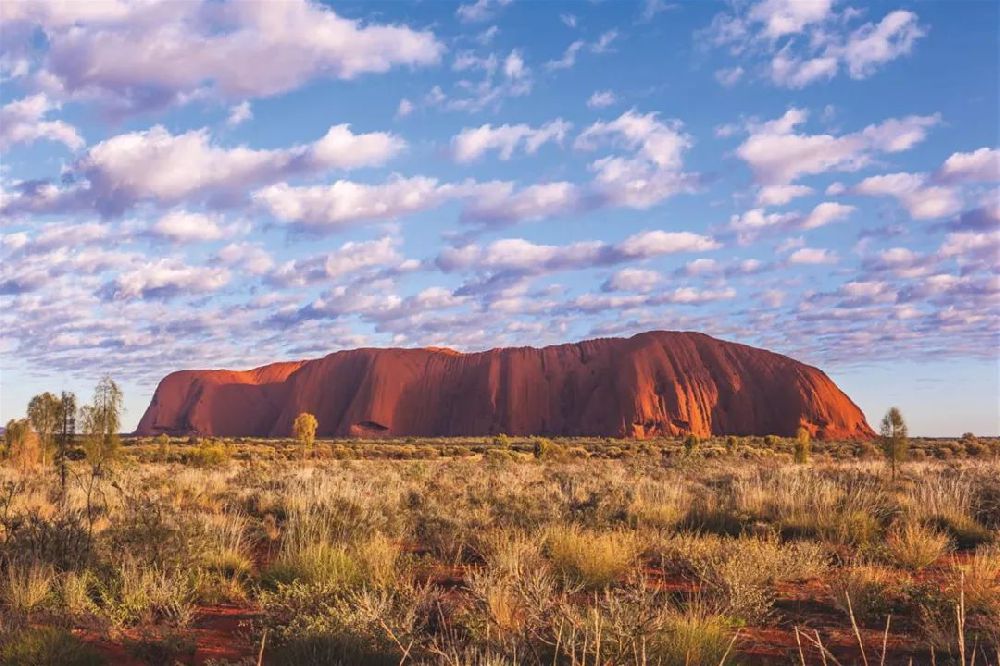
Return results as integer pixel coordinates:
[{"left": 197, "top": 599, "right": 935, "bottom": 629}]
[
  {"left": 77, "top": 604, "right": 259, "bottom": 665},
  {"left": 136, "top": 331, "right": 874, "bottom": 441}
]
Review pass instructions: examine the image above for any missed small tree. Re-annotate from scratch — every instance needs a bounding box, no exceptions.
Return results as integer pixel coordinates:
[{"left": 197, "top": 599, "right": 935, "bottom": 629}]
[
  {"left": 81, "top": 375, "right": 124, "bottom": 475},
  {"left": 794, "top": 426, "right": 811, "bottom": 464},
  {"left": 27, "top": 392, "right": 61, "bottom": 466},
  {"left": 4, "top": 418, "right": 40, "bottom": 471},
  {"left": 724, "top": 435, "right": 739, "bottom": 454},
  {"left": 293, "top": 412, "right": 318, "bottom": 458},
  {"left": 879, "top": 407, "right": 908, "bottom": 479},
  {"left": 56, "top": 392, "right": 76, "bottom": 498}
]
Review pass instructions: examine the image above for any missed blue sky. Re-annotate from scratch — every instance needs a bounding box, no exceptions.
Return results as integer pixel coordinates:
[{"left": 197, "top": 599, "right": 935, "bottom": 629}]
[{"left": 0, "top": 0, "right": 997, "bottom": 436}]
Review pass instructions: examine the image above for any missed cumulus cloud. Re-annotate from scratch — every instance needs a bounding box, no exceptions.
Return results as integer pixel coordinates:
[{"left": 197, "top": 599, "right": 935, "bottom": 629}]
[
  {"left": 757, "top": 184, "right": 813, "bottom": 206},
  {"left": 216, "top": 242, "right": 275, "bottom": 276},
  {"left": 225, "top": 101, "right": 252, "bottom": 127},
  {"left": 802, "top": 201, "right": 855, "bottom": 229},
  {"left": 854, "top": 172, "right": 962, "bottom": 220},
  {"left": 4, "top": 123, "right": 405, "bottom": 217},
  {"left": 788, "top": 247, "right": 838, "bottom": 264},
  {"left": 268, "top": 236, "right": 405, "bottom": 287},
  {"left": 148, "top": 210, "right": 244, "bottom": 243},
  {"left": 840, "top": 10, "right": 926, "bottom": 79},
  {"left": 937, "top": 147, "right": 1000, "bottom": 184},
  {"left": 456, "top": 0, "right": 512, "bottom": 23},
  {"left": 938, "top": 230, "right": 1000, "bottom": 261},
  {"left": 253, "top": 176, "right": 454, "bottom": 231},
  {"left": 452, "top": 119, "right": 571, "bottom": 162},
  {"left": 587, "top": 90, "right": 617, "bottom": 109},
  {"left": 438, "top": 230, "right": 719, "bottom": 278},
  {"left": 736, "top": 107, "right": 939, "bottom": 186},
  {"left": 703, "top": 2, "right": 925, "bottom": 88},
  {"left": 0, "top": 93, "right": 83, "bottom": 151},
  {"left": 102, "top": 258, "right": 230, "bottom": 300},
  {"left": 395, "top": 98, "right": 415, "bottom": 119},
  {"left": 602, "top": 268, "right": 661, "bottom": 292},
  {"left": 8, "top": 0, "right": 444, "bottom": 114},
  {"left": 427, "top": 49, "right": 532, "bottom": 113},
  {"left": 461, "top": 181, "right": 582, "bottom": 225},
  {"left": 728, "top": 201, "right": 852, "bottom": 243}
]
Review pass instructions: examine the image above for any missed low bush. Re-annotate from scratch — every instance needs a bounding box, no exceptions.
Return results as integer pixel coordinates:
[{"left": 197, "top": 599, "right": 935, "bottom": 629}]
[
  {"left": 885, "top": 522, "right": 951, "bottom": 570},
  {"left": 0, "top": 627, "right": 105, "bottom": 666},
  {"left": 545, "top": 526, "right": 638, "bottom": 589}
]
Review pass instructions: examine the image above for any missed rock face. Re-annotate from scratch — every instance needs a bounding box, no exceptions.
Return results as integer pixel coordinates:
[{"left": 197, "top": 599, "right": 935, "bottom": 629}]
[{"left": 136, "top": 331, "right": 874, "bottom": 440}]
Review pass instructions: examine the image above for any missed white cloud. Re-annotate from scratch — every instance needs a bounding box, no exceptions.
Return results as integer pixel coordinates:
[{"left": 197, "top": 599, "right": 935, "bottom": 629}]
[
  {"left": 456, "top": 0, "right": 512, "bottom": 23},
  {"left": 769, "top": 53, "right": 837, "bottom": 87},
  {"left": 439, "top": 230, "right": 718, "bottom": 276},
  {"left": 429, "top": 49, "right": 532, "bottom": 113},
  {"left": 504, "top": 50, "right": 528, "bottom": 80},
  {"left": 0, "top": 93, "right": 83, "bottom": 150},
  {"left": 254, "top": 176, "right": 454, "bottom": 231},
  {"left": 854, "top": 172, "right": 962, "bottom": 219},
  {"left": 749, "top": 0, "right": 834, "bottom": 40},
  {"left": 546, "top": 40, "right": 585, "bottom": 70},
  {"left": 463, "top": 181, "right": 582, "bottom": 225},
  {"left": 801, "top": 201, "right": 854, "bottom": 229},
  {"left": 736, "top": 107, "right": 939, "bottom": 186},
  {"left": 587, "top": 90, "right": 618, "bottom": 109},
  {"left": 225, "top": 101, "right": 252, "bottom": 127},
  {"left": 576, "top": 109, "right": 690, "bottom": 170},
  {"left": 149, "top": 210, "right": 242, "bottom": 243},
  {"left": 603, "top": 268, "right": 661, "bottom": 292},
  {"left": 17, "top": 0, "right": 444, "bottom": 114},
  {"left": 269, "top": 236, "right": 408, "bottom": 287},
  {"left": 457, "top": 109, "right": 697, "bottom": 224},
  {"left": 641, "top": 0, "right": 676, "bottom": 22},
  {"left": 938, "top": 230, "right": 1000, "bottom": 260},
  {"left": 840, "top": 10, "right": 925, "bottom": 79},
  {"left": 704, "top": 3, "right": 925, "bottom": 88},
  {"left": 757, "top": 184, "right": 813, "bottom": 206},
  {"left": 106, "top": 258, "right": 230, "bottom": 300},
  {"left": 216, "top": 242, "right": 275, "bottom": 275},
  {"left": 683, "top": 258, "right": 719, "bottom": 275},
  {"left": 715, "top": 66, "right": 744, "bottom": 87},
  {"left": 54, "top": 123, "right": 405, "bottom": 215},
  {"left": 788, "top": 247, "right": 837, "bottom": 264},
  {"left": 615, "top": 230, "right": 721, "bottom": 258},
  {"left": 938, "top": 147, "right": 1000, "bottom": 183},
  {"left": 546, "top": 31, "right": 618, "bottom": 71},
  {"left": 452, "top": 119, "right": 571, "bottom": 162},
  {"left": 323, "top": 237, "right": 403, "bottom": 280},
  {"left": 396, "top": 98, "right": 415, "bottom": 119}
]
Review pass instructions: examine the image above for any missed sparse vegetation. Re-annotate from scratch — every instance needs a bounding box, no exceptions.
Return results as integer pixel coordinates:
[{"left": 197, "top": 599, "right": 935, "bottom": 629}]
[
  {"left": 880, "top": 406, "right": 909, "bottom": 479},
  {"left": 1, "top": 401, "right": 998, "bottom": 663}
]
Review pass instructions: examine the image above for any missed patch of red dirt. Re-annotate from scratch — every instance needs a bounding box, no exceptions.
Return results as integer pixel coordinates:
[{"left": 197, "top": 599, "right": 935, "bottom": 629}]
[{"left": 74, "top": 604, "right": 259, "bottom": 666}]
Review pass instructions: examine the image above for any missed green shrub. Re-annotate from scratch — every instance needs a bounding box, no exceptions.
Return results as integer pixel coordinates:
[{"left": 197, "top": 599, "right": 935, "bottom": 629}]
[
  {"left": 650, "top": 607, "right": 737, "bottom": 666},
  {"left": 0, "top": 627, "right": 104, "bottom": 666},
  {"left": 184, "top": 439, "right": 231, "bottom": 467},
  {"left": 794, "top": 428, "right": 810, "bottom": 464},
  {"left": 546, "top": 526, "right": 638, "bottom": 589},
  {"left": 886, "top": 522, "right": 952, "bottom": 570}
]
